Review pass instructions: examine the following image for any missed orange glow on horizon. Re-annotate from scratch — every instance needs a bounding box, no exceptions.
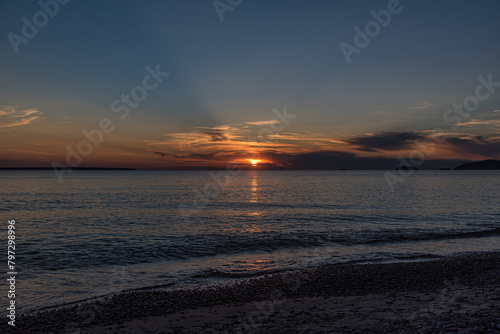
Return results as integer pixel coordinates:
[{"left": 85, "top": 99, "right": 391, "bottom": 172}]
[{"left": 247, "top": 159, "right": 262, "bottom": 166}]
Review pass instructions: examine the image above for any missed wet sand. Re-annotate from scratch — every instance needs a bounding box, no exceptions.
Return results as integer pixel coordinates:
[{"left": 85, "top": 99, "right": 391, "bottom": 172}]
[{"left": 16, "top": 252, "right": 500, "bottom": 333}]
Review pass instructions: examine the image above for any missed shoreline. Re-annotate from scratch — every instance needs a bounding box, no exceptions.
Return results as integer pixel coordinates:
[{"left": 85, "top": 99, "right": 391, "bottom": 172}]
[{"left": 16, "top": 251, "right": 500, "bottom": 333}]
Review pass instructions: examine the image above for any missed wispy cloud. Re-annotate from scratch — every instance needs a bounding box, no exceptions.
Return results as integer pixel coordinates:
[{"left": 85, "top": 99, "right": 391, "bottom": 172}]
[
  {"left": 444, "top": 135, "right": 500, "bottom": 159},
  {"left": 201, "top": 129, "right": 228, "bottom": 142},
  {"left": 57, "top": 116, "right": 71, "bottom": 124},
  {"left": 144, "top": 120, "right": 500, "bottom": 168},
  {"left": 408, "top": 101, "right": 438, "bottom": 110},
  {"left": 246, "top": 120, "right": 280, "bottom": 125},
  {"left": 0, "top": 105, "right": 43, "bottom": 128},
  {"left": 458, "top": 119, "right": 500, "bottom": 126}
]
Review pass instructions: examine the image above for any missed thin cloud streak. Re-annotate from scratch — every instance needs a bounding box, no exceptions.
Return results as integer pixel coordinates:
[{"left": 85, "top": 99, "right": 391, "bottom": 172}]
[
  {"left": 0, "top": 106, "right": 43, "bottom": 128},
  {"left": 408, "top": 101, "right": 438, "bottom": 110}
]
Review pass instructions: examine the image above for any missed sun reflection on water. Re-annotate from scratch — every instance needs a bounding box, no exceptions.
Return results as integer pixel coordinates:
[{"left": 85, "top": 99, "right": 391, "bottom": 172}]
[{"left": 250, "top": 171, "right": 258, "bottom": 203}]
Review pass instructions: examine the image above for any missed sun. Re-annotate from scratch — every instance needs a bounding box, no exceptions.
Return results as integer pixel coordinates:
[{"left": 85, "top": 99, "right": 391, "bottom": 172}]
[{"left": 247, "top": 159, "right": 261, "bottom": 166}]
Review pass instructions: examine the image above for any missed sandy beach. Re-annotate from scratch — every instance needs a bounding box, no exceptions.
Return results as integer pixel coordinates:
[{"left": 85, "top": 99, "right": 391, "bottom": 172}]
[{"left": 16, "top": 252, "right": 500, "bottom": 333}]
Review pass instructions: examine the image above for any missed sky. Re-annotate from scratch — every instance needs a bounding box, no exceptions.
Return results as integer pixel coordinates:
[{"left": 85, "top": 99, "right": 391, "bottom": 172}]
[{"left": 1, "top": 0, "right": 499, "bottom": 170}]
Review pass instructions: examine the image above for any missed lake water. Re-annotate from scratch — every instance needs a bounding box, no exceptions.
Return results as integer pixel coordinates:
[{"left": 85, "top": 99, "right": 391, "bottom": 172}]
[{"left": 1, "top": 170, "right": 499, "bottom": 312}]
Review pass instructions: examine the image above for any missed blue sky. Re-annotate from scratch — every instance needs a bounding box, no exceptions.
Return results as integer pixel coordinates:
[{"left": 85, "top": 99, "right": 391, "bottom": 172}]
[{"left": 1, "top": 0, "right": 499, "bottom": 169}]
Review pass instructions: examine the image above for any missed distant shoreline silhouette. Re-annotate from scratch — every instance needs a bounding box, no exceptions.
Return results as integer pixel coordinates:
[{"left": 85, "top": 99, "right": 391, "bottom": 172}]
[
  {"left": 0, "top": 167, "right": 136, "bottom": 171},
  {"left": 1, "top": 159, "right": 499, "bottom": 171},
  {"left": 454, "top": 159, "right": 500, "bottom": 170}
]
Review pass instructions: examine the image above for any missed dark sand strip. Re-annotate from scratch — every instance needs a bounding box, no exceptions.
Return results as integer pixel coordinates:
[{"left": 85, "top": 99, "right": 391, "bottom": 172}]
[{"left": 14, "top": 252, "right": 500, "bottom": 333}]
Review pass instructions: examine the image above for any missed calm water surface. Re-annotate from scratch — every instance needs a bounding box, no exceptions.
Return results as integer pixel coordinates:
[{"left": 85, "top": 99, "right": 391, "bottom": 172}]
[{"left": 1, "top": 170, "right": 499, "bottom": 312}]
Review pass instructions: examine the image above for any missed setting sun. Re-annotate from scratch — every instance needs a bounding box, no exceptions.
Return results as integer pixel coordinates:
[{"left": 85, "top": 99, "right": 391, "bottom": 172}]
[{"left": 247, "top": 159, "right": 261, "bottom": 166}]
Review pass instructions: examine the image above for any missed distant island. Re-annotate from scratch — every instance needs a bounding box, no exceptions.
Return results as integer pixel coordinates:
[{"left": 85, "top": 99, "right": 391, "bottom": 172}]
[
  {"left": 455, "top": 159, "right": 500, "bottom": 170},
  {"left": 0, "top": 167, "right": 136, "bottom": 171}
]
